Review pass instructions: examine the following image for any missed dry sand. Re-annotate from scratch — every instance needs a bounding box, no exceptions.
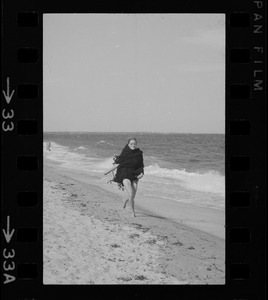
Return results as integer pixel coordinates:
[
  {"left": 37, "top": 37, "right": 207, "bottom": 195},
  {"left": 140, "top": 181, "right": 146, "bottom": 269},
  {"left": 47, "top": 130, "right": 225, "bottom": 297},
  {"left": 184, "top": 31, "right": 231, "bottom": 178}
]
[{"left": 43, "top": 161, "right": 225, "bottom": 284}]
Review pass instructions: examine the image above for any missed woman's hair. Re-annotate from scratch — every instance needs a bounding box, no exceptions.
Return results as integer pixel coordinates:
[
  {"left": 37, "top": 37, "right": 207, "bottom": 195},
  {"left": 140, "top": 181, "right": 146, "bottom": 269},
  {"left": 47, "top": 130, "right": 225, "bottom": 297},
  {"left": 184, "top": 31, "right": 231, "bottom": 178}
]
[{"left": 127, "top": 137, "right": 137, "bottom": 145}]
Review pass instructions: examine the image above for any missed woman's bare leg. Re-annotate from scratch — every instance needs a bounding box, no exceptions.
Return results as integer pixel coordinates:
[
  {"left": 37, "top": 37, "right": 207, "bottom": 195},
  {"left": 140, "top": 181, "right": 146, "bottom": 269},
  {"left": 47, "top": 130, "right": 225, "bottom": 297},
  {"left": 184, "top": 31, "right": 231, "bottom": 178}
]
[
  {"left": 122, "top": 179, "right": 131, "bottom": 209},
  {"left": 131, "top": 180, "right": 139, "bottom": 216},
  {"left": 123, "top": 198, "right": 128, "bottom": 209},
  {"left": 123, "top": 179, "right": 135, "bottom": 217},
  {"left": 130, "top": 180, "right": 138, "bottom": 217},
  {"left": 131, "top": 180, "right": 138, "bottom": 201}
]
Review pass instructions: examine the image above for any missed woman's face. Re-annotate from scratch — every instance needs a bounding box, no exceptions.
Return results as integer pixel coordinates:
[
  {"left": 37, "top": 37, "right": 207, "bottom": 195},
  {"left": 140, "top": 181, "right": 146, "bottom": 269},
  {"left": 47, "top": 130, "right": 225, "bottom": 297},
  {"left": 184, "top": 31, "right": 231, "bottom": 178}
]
[{"left": 128, "top": 140, "right": 137, "bottom": 150}]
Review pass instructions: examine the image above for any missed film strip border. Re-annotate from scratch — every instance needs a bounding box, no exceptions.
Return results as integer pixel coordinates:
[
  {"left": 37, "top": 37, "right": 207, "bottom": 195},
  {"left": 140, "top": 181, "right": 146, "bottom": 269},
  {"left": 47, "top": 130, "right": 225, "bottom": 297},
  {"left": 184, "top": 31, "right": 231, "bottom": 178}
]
[
  {"left": 2, "top": 5, "right": 42, "bottom": 300},
  {"left": 1, "top": 1, "right": 266, "bottom": 300},
  {"left": 226, "top": 4, "right": 266, "bottom": 300}
]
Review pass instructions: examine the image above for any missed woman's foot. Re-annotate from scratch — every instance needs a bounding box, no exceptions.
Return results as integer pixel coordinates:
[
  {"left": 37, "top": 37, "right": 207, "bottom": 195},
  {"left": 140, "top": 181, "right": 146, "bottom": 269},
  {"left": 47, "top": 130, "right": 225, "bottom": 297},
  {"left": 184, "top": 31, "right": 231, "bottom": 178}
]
[{"left": 123, "top": 199, "right": 128, "bottom": 209}]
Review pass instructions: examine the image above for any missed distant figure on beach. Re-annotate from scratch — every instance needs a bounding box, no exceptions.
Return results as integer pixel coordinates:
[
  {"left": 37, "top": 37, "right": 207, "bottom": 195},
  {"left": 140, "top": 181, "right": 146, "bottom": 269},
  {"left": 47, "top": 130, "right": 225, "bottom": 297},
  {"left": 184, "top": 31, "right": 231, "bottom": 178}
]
[
  {"left": 105, "top": 137, "right": 144, "bottom": 217},
  {"left": 46, "top": 141, "right": 51, "bottom": 151}
]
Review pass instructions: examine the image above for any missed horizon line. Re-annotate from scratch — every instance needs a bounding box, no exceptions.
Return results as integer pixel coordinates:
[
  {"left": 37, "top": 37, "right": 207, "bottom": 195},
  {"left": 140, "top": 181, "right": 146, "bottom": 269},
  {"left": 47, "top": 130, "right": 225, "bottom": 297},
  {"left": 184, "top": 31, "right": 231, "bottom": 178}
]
[{"left": 44, "top": 131, "right": 225, "bottom": 134}]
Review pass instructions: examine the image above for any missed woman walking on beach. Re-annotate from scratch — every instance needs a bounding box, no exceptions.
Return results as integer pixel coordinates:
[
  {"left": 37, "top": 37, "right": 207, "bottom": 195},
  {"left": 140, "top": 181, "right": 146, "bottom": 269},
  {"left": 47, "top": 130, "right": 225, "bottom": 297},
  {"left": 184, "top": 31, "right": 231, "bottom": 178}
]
[{"left": 112, "top": 137, "right": 144, "bottom": 217}]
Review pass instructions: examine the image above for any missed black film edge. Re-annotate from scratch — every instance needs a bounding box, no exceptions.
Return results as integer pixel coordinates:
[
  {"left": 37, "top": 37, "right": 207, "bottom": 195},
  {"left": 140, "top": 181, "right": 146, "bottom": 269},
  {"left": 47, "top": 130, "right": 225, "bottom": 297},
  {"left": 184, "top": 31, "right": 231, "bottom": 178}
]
[{"left": 1, "top": 0, "right": 266, "bottom": 299}]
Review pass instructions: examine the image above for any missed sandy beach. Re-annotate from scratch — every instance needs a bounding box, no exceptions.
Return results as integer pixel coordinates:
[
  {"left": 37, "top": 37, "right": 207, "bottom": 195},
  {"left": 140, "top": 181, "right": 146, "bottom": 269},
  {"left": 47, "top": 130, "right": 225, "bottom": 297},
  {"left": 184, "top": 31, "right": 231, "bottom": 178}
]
[{"left": 44, "top": 159, "right": 225, "bottom": 285}]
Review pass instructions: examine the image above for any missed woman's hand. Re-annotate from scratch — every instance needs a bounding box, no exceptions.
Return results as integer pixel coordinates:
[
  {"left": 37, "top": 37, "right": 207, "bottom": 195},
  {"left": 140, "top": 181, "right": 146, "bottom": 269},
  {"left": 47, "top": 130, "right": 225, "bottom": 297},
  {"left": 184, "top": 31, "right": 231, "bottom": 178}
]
[{"left": 113, "top": 154, "right": 118, "bottom": 163}]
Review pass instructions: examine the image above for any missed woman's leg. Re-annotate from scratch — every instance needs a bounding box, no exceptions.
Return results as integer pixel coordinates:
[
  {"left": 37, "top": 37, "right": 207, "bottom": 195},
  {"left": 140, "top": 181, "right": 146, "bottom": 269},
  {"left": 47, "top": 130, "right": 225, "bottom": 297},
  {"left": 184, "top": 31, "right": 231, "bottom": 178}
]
[
  {"left": 123, "top": 198, "right": 129, "bottom": 209},
  {"left": 121, "top": 180, "right": 129, "bottom": 209},
  {"left": 130, "top": 180, "right": 138, "bottom": 217},
  {"left": 131, "top": 180, "right": 138, "bottom": 201},
  {"left": 123, "top": 179, "right": 135, "bottom": 217},
  {"left": 122, "top": 179, "right": 131, "bottom": 209},
  {"left": 130, "top": 181, "right": 138, "bottom": 217}
]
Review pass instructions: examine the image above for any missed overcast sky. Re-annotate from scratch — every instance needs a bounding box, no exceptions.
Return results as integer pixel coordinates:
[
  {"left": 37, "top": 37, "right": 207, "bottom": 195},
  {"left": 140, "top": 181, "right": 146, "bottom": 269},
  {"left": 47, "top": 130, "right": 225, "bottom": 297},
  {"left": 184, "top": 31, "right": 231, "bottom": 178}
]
[{"left": 43, "top": 14, "right": 225, "bottom": 133}]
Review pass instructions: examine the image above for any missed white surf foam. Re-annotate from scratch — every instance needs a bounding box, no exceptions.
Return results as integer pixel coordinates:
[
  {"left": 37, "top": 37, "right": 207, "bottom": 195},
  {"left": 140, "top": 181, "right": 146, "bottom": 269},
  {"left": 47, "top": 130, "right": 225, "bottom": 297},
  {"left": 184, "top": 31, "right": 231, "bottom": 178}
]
[
  {"left": 43, "top": 143, "right": 225, "bottom": 197},
  {"left": 145, "top": 164, "right": 225, "bottom": 196},
  {"left": 93, "top": 157, "right": 115, "bottom": 171},
  {"left": 74, "top": 146, "right": 87, "bottom": 150},
  {"left": 96, "top": 140, "right": 115, "bottom": 146},
  {"left": 43, "top": 142, "right": 97, "bottom": 171}
]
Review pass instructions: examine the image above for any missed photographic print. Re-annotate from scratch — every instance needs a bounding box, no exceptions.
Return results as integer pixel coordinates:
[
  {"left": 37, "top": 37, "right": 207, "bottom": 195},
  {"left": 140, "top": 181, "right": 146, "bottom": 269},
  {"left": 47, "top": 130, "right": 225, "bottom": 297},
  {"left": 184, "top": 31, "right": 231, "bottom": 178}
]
[{"left": 43, "top": 13, "right": 225, "bottom": 284}]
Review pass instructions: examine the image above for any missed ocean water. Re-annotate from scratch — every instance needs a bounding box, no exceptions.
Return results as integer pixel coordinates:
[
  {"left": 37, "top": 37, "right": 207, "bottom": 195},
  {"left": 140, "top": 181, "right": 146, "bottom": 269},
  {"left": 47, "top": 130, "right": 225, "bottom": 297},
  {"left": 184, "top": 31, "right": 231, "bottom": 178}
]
[{"left": 44, "top": 132, "right": 225, "bottom": 210}]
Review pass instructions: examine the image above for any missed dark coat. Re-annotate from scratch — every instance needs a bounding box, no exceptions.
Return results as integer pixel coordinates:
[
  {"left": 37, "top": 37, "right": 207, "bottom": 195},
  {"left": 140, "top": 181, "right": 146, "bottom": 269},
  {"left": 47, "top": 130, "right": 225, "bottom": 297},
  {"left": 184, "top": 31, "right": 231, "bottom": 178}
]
[{"left": 113, "top": 145, "right": 144, "bottom": 184}]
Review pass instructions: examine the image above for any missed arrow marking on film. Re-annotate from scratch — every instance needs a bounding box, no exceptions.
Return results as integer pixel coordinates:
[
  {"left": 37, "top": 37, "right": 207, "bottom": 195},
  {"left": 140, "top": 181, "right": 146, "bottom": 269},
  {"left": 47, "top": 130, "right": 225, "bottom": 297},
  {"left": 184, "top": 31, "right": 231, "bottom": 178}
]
[
  {"left": 2, "top": 216, "right": 15, "bottom": 243},
  {"left": 2, "top": 77, "right": 15, "bottom": 104}
]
